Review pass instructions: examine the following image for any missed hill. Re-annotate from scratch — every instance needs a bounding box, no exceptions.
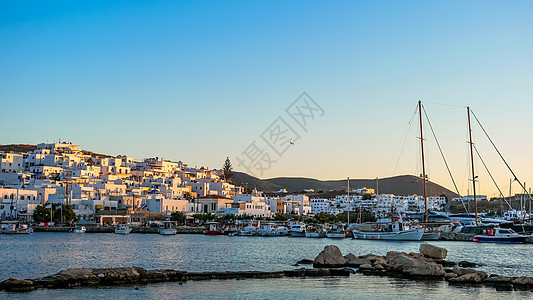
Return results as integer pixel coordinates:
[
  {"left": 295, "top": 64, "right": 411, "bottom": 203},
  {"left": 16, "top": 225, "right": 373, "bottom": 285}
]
[
  {"left": 0, "top": 144, "right": 111, "bottom": 158},
  {"left": 232, "top": 172, "right": 459, "bottom": 200},
  {"left": 0, "top": 144, "right": 37, "bottom": 153}
]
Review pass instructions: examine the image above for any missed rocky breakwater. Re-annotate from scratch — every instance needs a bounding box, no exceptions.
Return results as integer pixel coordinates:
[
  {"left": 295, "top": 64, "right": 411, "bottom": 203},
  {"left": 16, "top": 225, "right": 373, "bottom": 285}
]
[
  {"left": 312, "top": 244, "right": 533, "bottom": 292},
  {"left": 0, "top": 266, "right": 350, "bottom": 293}
]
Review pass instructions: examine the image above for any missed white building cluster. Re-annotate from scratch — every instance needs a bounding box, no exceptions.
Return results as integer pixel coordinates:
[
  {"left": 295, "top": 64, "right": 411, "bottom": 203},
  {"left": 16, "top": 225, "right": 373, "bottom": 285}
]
[
  {"left": 309, "top": 188, "right": 447, "bottom": 218},
  {"left": 0, "top": 142, "right": 312, "bottom": 222}
]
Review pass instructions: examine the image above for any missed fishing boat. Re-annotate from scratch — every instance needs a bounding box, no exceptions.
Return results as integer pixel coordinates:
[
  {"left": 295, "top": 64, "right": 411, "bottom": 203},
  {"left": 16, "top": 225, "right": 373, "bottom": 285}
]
[
  {"left": 204, "top": 222, "right": 224, "bottom": 235},
  {"left": 352, "top": 219, "right": 424, "bottom": 241},
  {"left": 306, "top": 224, "right": 327, "bottom": 238},
  {"left": 73, "top": 225, "right": 86, "bottom": 233},
  {"left": 114, "top": 224, "right": 132, "bottom": 235},
  {"left": 326, "top": 223, "right": 347, "bottom": 238},
  {"left": 289, "top": 223, "right": 306, "bottom": 237},
  {"left": 256, "top": 223, "right": 289, "bottom": 236},
  {"left": 474, "top": 228, "right": 528, "bottom": 243},
  {"left": 238, "top": 224, "right": 258, "bottom": 236},
  {"left": 0, "top": 221, "right": 33, "bottom": 234},
  {"left": 159, "top": 221, "right": 177, "bottom": 235}
]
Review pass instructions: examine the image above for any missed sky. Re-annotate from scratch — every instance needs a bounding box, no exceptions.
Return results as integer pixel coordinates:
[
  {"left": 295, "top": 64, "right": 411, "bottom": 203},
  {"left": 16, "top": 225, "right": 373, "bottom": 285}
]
[{"left": 1, "top": 1, "right": 532, "bottom": 197}]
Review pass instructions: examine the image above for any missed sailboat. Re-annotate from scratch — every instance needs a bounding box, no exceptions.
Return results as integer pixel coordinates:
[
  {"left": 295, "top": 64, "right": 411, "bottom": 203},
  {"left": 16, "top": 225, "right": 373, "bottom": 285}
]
[{"left": 415, "top": 100, "right": 442, "bottom": 241}]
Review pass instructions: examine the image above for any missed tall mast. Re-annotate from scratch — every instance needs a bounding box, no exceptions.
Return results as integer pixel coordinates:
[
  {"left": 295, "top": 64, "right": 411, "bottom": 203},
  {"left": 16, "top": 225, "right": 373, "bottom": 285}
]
[
  {"left": 418, "top": 100, "right": 428, "bottom": 222},
  {"left": 467, "top": 106, "right": 478, "bottom": 225},
  {"left": 347, "top": 177, "right": 350, "bottom": 224}
]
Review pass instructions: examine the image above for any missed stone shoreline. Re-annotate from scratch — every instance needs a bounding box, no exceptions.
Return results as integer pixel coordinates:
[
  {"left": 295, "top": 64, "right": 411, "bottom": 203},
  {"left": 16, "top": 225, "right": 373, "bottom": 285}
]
[{"left": 0, "top": 267, "right": 351, "bottom": 293}]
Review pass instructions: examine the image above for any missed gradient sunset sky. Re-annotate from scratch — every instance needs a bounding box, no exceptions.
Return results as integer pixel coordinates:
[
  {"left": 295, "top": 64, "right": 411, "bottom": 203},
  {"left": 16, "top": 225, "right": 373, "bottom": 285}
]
[{"left": 1, "top": 1, "right": 532, "bottom": 197}]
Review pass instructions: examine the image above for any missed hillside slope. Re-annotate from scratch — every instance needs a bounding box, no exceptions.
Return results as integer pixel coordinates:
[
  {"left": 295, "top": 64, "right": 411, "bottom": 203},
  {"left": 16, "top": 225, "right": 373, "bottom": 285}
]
[{"left": 233, "top": 172, "right": 459, "bottom": 200}]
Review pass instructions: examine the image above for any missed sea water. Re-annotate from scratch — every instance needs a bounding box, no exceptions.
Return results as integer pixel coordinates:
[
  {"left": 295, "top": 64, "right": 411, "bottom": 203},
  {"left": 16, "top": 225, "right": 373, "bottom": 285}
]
[{"left": 1, "top": 233, "right": 532, "bottom": 299}]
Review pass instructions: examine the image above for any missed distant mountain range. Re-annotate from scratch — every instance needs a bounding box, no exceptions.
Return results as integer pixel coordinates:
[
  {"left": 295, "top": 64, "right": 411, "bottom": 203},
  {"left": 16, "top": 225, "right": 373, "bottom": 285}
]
[{"left": 233, "top": 172, "right": 459, "bottom": 200}]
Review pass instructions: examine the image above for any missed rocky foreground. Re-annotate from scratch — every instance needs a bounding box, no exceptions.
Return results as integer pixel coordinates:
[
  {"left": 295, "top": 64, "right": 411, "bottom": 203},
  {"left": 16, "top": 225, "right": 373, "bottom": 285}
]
[
  {"left": 0, "top": 267, "right": 351, "bottom": 293},
  {"left": 2, "top": 243, "right": 532, "bottom": 293},
  {"left": 312, "top": 243, "right": 533, "bottom": 291}
]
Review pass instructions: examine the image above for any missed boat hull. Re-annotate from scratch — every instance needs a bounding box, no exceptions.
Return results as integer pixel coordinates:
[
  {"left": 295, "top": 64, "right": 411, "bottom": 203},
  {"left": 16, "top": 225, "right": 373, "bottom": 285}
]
[
  {"left": 204, "top": 230, "right": 224, "bottom": 235},
  {"left": 290, "top": 231, "right": 306, "bottom": 237},
  {"left": 115, "top": 228, "right": 132, "bottom": 234},
  {"left": 474, "top": 235, "right": 527, "bottom": 243},
  {"left": 421, "top": 232, "right": 441, "bottom": 241},
  {"left": 353, "top": 228, "right": 424, "bottom": 241},
  {"left": 0, "top": 229, "right": 32, "bottom": 234},
  {"left": 306, "top": 232, "right": 326, "bottom": 238},
  {"left": 326, "top": 232, "right": 346, "bottom": 238},
  {"left": 159, "top": 229, "right": 177, "bottom": 235}
]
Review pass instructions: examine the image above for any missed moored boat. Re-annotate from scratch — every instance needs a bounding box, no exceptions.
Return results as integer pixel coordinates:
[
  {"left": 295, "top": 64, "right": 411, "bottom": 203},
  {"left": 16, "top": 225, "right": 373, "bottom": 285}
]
[
  {"left": 306, "top": 225, "right": 327, "bottom": 238},
  {"left": 159, "top": 221, "right": 177, "bottom": 235},
  {"left": 238, "top": 224, "right": 258, "bottom": 236},
  {"left": 204, "top": 222, "right": 224, "bottom": 235},
  {"left": 289, "top": 223, "right": 306, "bottom": 237},
  {"left": 73, "top": 225, "right": 86, "bottom": 233},
  {"left": 352, "top": 221, "right": 424, "bottom": 241},
  {"left": 0, "top": 221, "right": 32, "bottom": 234},
  {"left": 114, "top": 224, "right": 132, "bottom": 235},
  {"left": 326, "top": 223, "right": 347, "bottom": 238},
  {"left": 256, "top": 223, "right": 289, "bottom": 236},
  {"left": 474, "top": 227, "right": 528, "bottom": 243}
]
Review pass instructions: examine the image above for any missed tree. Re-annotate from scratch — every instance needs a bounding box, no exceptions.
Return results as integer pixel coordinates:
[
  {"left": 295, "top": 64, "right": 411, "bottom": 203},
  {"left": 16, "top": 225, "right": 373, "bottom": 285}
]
[
  {"left": 183, "top": 192, "right": 193, "bottom": 200},
  {"left": 33, "top": 204, "right": 76, "bottom": 223},
  {"left": 170, "top": 211, "right": 186, "bottom": 225},
  {"left": 222, "top": 157, "right": 234, "bottom": 182},
  {"left": 274, "top": 214, "right": 288, "bottom": 221},
  {"left": 362, "top": 193, "right": 373, "bottom": 200}
]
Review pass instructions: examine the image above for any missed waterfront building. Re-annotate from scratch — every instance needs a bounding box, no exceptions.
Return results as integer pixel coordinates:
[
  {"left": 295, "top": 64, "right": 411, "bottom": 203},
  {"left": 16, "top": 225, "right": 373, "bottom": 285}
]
[{"left": 192, "top": 195, "right": 234, "bottom": 214}]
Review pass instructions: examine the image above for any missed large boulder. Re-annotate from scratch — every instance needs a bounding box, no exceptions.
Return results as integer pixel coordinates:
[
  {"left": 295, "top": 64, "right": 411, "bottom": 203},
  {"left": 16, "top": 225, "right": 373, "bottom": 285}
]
[
  {"left": 0, "top": 279, "right": 35, "bottom": 292},
  {"left": 345, "top": 254, "right": 368, "bottom": 267},
  {"left": 449, "top": 271, "right": 487, "bottom": 284},
  {"left": 512, "top": 276, "right": 533, "bottom": 289},
  {"left": 419, "top": 243, "right": 447, "bottom": 259},
  {"left": 483, "top": 276, "right": 513, "bottom": 289},
  {"left": 296, "top": 259, "right": 314, "bottom": 265},
  {"left": 458, "top": 261, "right": 478, "bottom": 267},
  {"left": 313, "top": 245, "right": 346, "bottom": 268},
  {"left": 451, "top": 266, "right": 478, "bottom": 276},
  {"left": 387, "top": 252, "right": 446, "bottom": 277}
]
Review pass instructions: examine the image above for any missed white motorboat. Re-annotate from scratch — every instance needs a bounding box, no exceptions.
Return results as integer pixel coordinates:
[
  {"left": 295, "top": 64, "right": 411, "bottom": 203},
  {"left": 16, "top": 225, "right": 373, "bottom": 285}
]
[
  {"left": 114, "top": 224, "right": 132, "bottom": 235},
  {"left": 256, "top": 223, "right": 289, "bottom": 236},
  {"left": 159, "top": 221, "right": 177, "bottom": 235},
  {"left": 73, "top": 225, "right": 86, "bottom": 233},
  {"left": 238, "top": 224, "right": 258, "bottom": 236},
  {"left": 289, "top": 223, "right": 306, "bottom": 237}
]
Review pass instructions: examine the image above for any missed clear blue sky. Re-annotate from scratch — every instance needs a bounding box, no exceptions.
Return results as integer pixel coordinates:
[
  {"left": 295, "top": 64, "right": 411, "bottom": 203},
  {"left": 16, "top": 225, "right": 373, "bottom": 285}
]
[{"left": 1, "top": 1, "right": 532, "bottom": 197}]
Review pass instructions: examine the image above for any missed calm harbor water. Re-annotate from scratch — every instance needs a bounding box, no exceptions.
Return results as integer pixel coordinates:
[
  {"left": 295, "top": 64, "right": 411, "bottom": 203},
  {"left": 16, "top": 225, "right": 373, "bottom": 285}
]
[{"left": 1, "top": 233, "right": 532, "bottom": 299}]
